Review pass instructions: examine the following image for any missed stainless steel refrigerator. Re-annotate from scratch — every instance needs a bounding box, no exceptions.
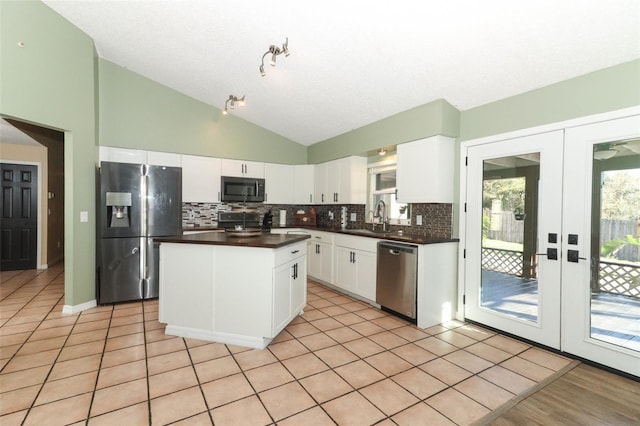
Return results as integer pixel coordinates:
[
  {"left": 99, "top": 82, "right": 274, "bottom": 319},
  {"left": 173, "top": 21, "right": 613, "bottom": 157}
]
[{"left": 97, "top": 162, "right": 182, "bottom": 304}]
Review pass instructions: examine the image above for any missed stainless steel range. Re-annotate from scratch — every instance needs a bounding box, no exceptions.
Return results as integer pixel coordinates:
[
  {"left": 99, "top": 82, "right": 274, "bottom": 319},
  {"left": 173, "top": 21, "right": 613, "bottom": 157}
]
[{"left": 217, "top": 210, "right": 261, "bottom": 229}]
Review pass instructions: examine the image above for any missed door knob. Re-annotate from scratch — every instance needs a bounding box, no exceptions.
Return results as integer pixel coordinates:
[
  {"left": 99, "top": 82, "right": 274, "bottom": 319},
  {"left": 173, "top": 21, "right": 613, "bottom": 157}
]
[
  {"left": 567, "top": 249, "right": 587, "bottom": 263},
  {"left": 536, "top": 248, "right": 558, "bottom": 260}
]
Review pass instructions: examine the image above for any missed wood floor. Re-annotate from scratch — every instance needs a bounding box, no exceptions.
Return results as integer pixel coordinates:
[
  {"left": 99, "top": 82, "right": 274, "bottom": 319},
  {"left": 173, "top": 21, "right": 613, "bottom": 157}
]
[{"left": 487, "top": 363, "right": 640, "bottom": 425}]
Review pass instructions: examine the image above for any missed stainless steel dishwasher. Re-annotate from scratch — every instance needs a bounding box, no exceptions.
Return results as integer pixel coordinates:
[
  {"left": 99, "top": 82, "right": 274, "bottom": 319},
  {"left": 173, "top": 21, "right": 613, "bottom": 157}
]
[{"left": 376, "top": 241, "right": 418, "bottom": 321}]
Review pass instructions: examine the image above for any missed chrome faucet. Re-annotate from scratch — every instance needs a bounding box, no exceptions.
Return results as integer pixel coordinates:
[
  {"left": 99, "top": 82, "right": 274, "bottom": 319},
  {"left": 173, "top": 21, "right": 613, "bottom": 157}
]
[
  {"left": 374, "top": 200, "right": 387, "bottom": 231},
  {"left": 368, "top": 210, "right": 376, "bottom": 230}
]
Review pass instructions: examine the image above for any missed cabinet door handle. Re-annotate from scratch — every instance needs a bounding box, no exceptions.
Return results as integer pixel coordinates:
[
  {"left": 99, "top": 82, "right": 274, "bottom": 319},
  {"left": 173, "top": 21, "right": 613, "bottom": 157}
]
[
  {"left": 321, "top": 193, "right": 324, "bottom": 203},
  {"left": 309, "top": 194, "right": 312, "bottom": 203},
  {"left": 291, "top": 249, "right": 299, "bottom": 254}
]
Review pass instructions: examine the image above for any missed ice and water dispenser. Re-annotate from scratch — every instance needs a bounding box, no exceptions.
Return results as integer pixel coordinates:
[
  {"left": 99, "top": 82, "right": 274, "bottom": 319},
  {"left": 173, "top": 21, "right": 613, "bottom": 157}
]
[{"left": 105, "top": 192, "right": 132, "bottom": 228}]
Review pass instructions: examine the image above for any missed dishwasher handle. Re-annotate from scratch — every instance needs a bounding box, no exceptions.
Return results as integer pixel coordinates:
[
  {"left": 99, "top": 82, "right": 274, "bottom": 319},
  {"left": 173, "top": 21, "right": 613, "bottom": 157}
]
[{"left": 377, "top": 241, "right": 417, "bottom": 255}]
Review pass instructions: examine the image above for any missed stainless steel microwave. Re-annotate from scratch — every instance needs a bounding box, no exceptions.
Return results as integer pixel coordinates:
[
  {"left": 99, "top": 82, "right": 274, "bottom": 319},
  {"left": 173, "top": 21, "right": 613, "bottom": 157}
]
[{"left": 221, "top": 176, "right": 265, "bottom": 202}]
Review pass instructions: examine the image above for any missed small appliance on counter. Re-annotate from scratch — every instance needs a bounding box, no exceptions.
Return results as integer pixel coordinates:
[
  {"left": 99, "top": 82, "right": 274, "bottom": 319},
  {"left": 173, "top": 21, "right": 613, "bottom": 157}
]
[
  {"left": 262, "top": 210, "right": 273, "bottom": 230},
  {"left": 293, "top": 208, "right": 318, "bottom": 226},
  {"left": 279, "top": 209, "right": 287, "bottom": 226}
]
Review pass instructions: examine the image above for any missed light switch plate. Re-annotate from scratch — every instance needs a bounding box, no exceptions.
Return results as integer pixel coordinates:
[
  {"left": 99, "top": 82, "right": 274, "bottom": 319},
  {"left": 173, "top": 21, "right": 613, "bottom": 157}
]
[
  {"left": 350, "top": 212, "right": 357, "bottom": 221},
  {"left": 80, "top": 211, "right": 89, "bottom": 222},
  {"left": 416, "top": 215, "right": 422, "bottom": 225}
]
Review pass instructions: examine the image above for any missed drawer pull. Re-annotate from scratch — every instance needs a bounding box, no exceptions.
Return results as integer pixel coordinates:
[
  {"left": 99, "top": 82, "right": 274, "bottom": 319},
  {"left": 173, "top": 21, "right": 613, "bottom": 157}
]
[{"left": 291, "top": 249, "right": 299, "bottom": 254}]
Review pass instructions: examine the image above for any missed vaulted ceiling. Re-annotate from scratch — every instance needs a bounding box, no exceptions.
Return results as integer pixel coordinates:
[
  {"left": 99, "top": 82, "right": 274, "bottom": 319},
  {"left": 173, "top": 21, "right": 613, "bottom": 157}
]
[{"left": 42, "top": 1, "right": 640, "bottom": 146}]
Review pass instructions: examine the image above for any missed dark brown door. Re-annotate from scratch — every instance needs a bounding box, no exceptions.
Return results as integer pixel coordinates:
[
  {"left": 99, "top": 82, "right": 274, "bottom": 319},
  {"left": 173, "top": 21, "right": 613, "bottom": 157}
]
[{"left": 1, "top": 163, "right": 38, "bottom": 270}]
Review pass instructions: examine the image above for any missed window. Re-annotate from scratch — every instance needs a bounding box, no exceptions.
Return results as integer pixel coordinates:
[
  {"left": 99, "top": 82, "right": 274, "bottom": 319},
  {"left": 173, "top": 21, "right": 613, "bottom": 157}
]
[{"left": 367, "top": 161, "right": 410, "bottom": 225}]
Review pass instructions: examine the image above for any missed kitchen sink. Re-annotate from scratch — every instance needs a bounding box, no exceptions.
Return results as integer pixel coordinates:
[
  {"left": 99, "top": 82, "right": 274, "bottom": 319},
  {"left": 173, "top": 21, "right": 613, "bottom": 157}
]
[{"left": 342, "top": 228, "right": 389, "bottom": 236}]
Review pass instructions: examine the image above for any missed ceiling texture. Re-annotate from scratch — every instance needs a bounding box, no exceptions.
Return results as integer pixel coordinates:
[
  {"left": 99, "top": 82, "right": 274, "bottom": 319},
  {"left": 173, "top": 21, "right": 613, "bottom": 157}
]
[{"left": 40, "top": 0, "right": 640, "bottom": 146}]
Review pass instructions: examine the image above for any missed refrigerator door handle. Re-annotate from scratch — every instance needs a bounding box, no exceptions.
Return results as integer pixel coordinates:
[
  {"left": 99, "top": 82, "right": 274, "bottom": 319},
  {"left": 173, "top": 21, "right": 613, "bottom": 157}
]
[{"left": 139, "top": 237, "right": 147, "bottom": 281}]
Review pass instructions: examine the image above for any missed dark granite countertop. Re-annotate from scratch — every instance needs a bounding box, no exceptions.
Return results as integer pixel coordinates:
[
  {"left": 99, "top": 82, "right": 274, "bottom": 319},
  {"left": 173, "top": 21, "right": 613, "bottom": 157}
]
[
  {"left": 158, "top": 231, "right": 310, "bottom": 248},
  {"left": 268, "top": 225, "right": 459, "bottom": 245}
]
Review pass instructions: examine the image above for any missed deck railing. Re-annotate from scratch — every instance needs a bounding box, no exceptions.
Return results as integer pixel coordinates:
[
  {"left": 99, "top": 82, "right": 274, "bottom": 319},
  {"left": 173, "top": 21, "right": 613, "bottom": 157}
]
[
  {"left": 482, "top": 248, "right": 640, "bottom": 298},
  {"left": 482, "top": 247, "right": 523, "bottom": 276},
  {"left": 598, "top": 259, "right": 640, "bottom": 298}
]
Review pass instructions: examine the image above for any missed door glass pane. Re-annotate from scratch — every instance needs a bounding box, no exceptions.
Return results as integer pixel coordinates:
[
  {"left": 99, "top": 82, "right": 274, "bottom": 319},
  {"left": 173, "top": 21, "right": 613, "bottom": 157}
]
[
  {"left": 481, "top": 154, "right": 540, "bottom": 322},
  {"left": 591, "top": 140, "right": 640, "bottom": 351}
]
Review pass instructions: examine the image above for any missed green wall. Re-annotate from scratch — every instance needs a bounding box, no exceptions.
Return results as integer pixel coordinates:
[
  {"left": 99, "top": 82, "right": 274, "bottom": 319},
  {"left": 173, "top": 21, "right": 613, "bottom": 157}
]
[
  {"left": 459, "top": 59, "right": 640, "bottom": 141},
  {"left": 308, "top": 99, "right": 460, "bottom": 163},
  {"left": 0, "top": 0, "right": 97, "bottom": 306},
  {"left": 99, "top": 60, "right": 307, "bottom": 165}
]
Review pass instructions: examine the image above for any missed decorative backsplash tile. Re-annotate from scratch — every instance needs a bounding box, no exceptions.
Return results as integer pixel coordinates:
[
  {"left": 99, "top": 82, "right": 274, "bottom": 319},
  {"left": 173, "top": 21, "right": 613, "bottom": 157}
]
[{"left": 183, "top": 202, "right": 453, "bottom": 238}]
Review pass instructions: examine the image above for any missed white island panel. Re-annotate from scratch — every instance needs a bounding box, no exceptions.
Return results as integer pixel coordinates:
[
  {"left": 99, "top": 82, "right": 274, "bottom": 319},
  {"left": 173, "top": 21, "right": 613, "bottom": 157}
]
[
  {"left": 213, "top": 246, "right": 274, "bottom": 338},
  {"left": 159, "top": 243, "right": 215, "bottom": 332}
]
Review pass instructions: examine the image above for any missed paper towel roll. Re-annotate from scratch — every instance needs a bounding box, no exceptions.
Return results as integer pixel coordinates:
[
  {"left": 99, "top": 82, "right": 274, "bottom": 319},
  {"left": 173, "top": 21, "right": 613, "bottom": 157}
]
[{"left": 279, "top": 210, "right": 287, "bottom": 226}]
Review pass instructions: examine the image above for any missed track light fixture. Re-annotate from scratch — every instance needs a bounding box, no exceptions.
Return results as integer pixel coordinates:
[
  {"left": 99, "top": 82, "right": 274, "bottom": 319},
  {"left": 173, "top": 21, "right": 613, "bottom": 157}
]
[
  {"left": 259, "top": 37, "right": 290, "bottom": 76},
  {"left": 378, "top": 148, "right": 387, "bottom": 156},
  {"left": 222, "top": 95, "right": 245, "bottom": 115}
]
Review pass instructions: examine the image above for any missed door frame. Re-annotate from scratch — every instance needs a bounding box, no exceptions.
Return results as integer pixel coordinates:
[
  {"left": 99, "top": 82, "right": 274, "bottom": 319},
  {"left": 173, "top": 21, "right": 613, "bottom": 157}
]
[
  {"left": 0, "top": 159, "right": 44, "bottom": 269},
  {"left": 457, "top": 106, "right": 640, "bottom": 322}
]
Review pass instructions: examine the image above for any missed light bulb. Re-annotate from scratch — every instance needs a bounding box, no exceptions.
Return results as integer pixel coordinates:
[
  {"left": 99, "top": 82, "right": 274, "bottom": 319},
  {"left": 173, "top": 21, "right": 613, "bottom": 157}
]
[
  {"left": 270, "top": 53, "right": 277, "bottom": 66},
  {"left": 222, "top": 108, "right": 228, "bottom": 115},
  {"left": 259, "top": 65, "right": 266, "bottom": 76}
]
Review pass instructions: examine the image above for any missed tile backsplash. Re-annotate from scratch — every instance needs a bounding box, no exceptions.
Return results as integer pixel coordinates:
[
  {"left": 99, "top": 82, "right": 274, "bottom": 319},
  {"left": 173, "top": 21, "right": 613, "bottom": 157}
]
[{"left": 183, "top": 202, "right": 453, "bottom": 239}]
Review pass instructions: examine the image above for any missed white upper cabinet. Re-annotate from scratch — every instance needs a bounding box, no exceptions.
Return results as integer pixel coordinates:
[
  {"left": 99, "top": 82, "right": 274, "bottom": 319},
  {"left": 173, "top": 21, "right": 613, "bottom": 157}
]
[
  {"left": 220, "top": 159, "right": 264, "bottom": 178},
  {"left": 293, "top": 165, "right": 315, "bottom": 204},
  {"left": 314, "top": 162, "right": 329, "bottom": 204},
  {"left": 99, "top": 147, "right": 181, "bottom": 167},
  {"left": 396, "top": 135, "right": 455, "bottom": 203},
  {"left": 147, "top": 151, "right": 181, "bottom": 167},
  {"left": 181, "top": 155, "right": 221, "bottom": 202},
  {"left": 336, "top": 156, "right": 367, "bottom": 204},
  {"left": 314, "top": 156, "right": 367, "bottom": 204},
  {"left": 99, "top": 146, "right": 146, "bottom": 164},
  {"left": 264, "top": 163, "right": 294, "bottom": 204}
]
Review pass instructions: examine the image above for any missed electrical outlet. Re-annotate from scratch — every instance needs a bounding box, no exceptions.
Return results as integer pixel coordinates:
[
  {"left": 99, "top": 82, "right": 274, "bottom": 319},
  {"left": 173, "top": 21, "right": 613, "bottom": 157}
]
[
  {"left": 350, "top": 213, "right": 357, "bottom": 221},
  {"left": 328, "top": 211, "right": 334, "bottom": 220},
  {"left": 416, "top": 215, "right": 422, "bottom": 225}
]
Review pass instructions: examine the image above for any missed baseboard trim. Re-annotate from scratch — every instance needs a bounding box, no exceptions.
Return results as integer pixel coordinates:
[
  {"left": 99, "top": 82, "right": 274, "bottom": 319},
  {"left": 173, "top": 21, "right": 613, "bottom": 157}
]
[
  {"left": 165, "top": 325, "right": 272, "bottom": 349},
  {"left": 62, "top": 300, "right": 97, "bottom": 314}
]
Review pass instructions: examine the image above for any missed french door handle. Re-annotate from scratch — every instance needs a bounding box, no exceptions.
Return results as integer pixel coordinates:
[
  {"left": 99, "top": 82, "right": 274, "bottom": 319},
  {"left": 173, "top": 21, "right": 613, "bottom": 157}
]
[
  {"left": 536, "top": 248, "right": 558, "bottom": 260},
  {"left": 567, "top": 249, "right": 587, "bottom": 263}
]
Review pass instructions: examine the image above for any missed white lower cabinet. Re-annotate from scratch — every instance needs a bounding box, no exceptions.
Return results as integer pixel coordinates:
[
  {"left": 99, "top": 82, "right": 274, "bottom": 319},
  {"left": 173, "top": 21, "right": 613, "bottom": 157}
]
[
  {"left": 334, "top": 234, "right": 379, "bottom": 301},
  {"left": 308, "top": 241, "right": 333, "bottom": 283},
  {"left": 334, "top": 246, "right": 376, "bottom": 300},
  {"left": 307, "top": 231, "right": 334, "bottom": 283},
  {"left": 273, "top": 256, "right": 306, "bottom": 336},
  {"left": 334, "top": 246, "right": 357, "bottom": 293}
]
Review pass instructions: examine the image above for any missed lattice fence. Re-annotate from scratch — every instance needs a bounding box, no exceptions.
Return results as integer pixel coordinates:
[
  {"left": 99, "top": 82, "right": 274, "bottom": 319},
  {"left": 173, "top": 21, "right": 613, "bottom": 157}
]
[
  {"left": 598, "top": 260, "right": 640, "bottom": 297},
  {"left": 482, "top": 248, "right": 523, "bottom": 276}
]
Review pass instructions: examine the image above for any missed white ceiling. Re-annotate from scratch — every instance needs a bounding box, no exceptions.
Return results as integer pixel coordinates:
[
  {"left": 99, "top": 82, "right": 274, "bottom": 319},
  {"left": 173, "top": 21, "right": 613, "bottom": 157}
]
[
  {"left": 0, "top": 119, "right": 42, "bottom": 146},
  {"left": 42, "top": 1, "right": 640, "bottom": 146}
]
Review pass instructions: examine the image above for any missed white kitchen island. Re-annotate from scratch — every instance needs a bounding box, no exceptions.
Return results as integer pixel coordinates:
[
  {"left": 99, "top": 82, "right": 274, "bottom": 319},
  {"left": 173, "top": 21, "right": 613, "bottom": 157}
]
[{"left": 156, "top": 232, "right": 309, "bottom": 349}]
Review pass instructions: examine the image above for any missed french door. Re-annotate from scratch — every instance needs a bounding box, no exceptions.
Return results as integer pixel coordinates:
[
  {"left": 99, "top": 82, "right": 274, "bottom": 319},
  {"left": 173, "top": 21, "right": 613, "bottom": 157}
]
[{"left": 464, "top": 115, "right": 640, "bottom": 376}]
